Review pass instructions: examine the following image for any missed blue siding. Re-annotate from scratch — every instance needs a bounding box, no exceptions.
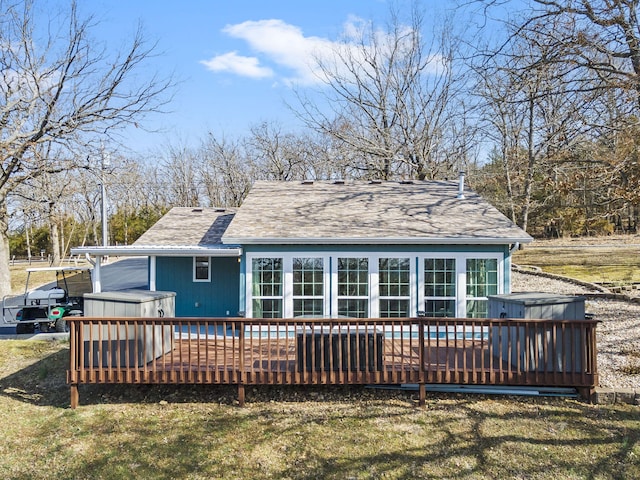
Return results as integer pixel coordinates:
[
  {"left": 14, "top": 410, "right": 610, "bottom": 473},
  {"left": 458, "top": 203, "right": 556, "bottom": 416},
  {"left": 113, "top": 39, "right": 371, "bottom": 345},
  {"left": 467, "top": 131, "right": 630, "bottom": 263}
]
[
  {"left": 156, "top": 257, "right": 240, "bottom": 317},
  {"left": 155, "top": 243, "right": 515, "bottom": 318}
]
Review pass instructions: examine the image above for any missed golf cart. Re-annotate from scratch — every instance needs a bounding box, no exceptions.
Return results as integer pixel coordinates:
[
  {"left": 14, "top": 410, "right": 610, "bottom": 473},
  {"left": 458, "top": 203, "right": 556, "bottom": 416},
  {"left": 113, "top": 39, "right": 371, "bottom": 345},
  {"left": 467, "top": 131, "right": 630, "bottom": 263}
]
[{"left": 3, "top": 266, "right": 93, "bottom": 334}]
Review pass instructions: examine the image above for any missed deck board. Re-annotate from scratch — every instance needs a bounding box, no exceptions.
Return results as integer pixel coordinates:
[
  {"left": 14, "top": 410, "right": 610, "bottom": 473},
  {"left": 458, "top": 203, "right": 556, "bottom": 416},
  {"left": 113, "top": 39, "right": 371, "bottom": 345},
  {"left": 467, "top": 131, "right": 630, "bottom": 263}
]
[{"left": 141, "top": 337, "right": 508, "bottom": 373}]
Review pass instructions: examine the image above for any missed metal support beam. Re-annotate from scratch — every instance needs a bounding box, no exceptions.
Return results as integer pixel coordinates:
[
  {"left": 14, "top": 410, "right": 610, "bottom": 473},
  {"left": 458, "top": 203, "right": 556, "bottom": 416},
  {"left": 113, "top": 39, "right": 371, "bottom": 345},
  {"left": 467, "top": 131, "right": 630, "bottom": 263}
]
[
  {"left": 149, "top": 255, "right": 157, "bottom": 291},
  {"left": 93, "top": 256, "right": 102, "bottom": 293}
]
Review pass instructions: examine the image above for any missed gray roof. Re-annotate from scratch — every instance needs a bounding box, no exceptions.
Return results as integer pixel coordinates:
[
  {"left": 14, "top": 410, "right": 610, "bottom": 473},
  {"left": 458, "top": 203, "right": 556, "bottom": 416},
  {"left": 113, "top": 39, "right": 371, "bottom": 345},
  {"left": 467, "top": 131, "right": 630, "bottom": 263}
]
[
  {"left": 222, "top": 180, "right": 532, "bottom": 245},
  {"left": 134, "top": 207, "right": 237, "bottom": 246}
]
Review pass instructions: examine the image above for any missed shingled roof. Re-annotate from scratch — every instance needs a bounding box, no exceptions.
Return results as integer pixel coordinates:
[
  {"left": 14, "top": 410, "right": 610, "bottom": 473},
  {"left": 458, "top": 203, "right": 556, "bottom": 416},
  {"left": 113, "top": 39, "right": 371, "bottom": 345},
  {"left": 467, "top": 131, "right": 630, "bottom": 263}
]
[
  {"left": 221, "top": 180, "right": 532, "bottom": 245},
  {"left": 134, "top": 207, "right": 237, "bottom": 246}
]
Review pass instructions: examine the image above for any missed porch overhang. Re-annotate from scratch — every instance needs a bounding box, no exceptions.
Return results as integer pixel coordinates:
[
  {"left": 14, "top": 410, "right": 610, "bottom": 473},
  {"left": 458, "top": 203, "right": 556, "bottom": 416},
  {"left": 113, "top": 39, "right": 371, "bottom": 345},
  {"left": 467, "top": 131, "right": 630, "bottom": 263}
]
[
  {"left": 71, "top": 245, "right": 243, "bottom": 257},
  {"left": 71, "top": 245, "right": 242, "bottom": 294}
]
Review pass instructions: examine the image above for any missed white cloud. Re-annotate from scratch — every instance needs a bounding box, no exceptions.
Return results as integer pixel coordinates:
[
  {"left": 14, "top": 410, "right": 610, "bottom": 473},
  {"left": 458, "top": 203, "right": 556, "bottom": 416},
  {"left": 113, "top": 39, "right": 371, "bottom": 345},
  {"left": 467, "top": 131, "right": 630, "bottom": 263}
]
[
  {"left": 200, "top": 51, "right": 273, "bottom": 79},
  {"left": 202, "top": 19, "right": 337, "bottom": 85},
  {"left": 201, "top": 16, "right": 442, "bottom": 86}
]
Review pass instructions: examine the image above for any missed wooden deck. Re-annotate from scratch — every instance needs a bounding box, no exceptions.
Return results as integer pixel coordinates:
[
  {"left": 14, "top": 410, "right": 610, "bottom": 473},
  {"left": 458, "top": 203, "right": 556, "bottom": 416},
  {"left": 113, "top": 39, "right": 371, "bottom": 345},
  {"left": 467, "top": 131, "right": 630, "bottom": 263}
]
[{"left": 67, "top": 317, "right": 599, "bottom": 408}]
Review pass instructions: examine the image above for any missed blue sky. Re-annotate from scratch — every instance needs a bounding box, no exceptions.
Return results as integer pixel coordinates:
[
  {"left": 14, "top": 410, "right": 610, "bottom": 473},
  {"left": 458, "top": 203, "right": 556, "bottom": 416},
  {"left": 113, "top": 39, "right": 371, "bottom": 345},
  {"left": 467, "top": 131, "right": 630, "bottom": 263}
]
[{"left": 72, "top": 0, "right": 458, "bottom": 154}]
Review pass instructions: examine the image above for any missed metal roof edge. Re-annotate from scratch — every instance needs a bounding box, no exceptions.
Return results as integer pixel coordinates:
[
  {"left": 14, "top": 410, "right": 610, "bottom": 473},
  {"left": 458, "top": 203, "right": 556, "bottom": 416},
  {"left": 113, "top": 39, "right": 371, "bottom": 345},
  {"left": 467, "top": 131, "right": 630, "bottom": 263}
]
[
  {"left": 221, "top": 236, "right": 533, "bottom": 245},
  {"left": 71, "top": 245, "right": 243, "bottom": 257}
]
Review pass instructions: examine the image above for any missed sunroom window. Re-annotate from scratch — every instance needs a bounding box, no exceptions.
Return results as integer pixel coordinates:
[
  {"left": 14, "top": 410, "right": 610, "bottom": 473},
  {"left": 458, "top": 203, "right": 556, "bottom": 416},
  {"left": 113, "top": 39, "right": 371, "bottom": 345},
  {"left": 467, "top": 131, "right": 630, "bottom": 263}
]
[
  {"left": 337, "top": 257, "right": 369, "bottom": 318},
  {"left": 424, "top": 258, "right": 456, "bottom": 317},
  {"left": 251, "top": 258, "right": 283, "bottom": 318},
  {"left": 293, "top": 257, "right": 324, "bottom": 317},
  {"left": 379, "top": 257, "right": 410, "bottom": 317},
  {"left": 466, "top": 258, "right": 498, "bottom": 318}
]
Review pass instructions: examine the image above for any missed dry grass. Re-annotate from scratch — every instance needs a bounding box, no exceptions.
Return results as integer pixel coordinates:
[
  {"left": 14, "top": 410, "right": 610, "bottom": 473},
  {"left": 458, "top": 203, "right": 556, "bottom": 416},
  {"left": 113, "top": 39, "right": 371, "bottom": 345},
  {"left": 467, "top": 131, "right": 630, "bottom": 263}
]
[
  {"left": 0, "top": 340, "right": 638, "bottom": 479},
  {"left": 9, "top": 260, "right": 90, "bottom": 294},
  {"left": 514, "top": 236, "right": 640, "bottom": 285}
]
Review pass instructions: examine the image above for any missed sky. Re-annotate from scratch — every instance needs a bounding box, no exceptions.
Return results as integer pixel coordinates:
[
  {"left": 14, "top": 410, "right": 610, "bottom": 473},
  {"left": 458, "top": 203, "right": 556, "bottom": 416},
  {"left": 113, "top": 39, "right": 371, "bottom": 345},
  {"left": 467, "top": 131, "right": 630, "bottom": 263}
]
[{"left": 67, "top": 0, "right": 460, "bottom": 154}]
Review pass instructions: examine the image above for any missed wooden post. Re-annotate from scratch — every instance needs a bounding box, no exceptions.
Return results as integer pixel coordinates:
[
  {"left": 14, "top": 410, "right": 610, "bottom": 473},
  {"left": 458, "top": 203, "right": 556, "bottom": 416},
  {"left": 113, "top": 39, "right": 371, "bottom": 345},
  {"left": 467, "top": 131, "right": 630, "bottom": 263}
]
[
  {"left": 238, "top": 384, "right": 245, "bottom": 407},
  {"left": 70, "top": 384, "right": 79, "bottom": 409},
  {"left": 577, "top": 386, "right": 595, "bottom": 404},
  {"left": 238, "top": 320, "right": 245, "bottom": 406},
  {"left": 419, "top": 383, "right": 426, "bottom": 408}
]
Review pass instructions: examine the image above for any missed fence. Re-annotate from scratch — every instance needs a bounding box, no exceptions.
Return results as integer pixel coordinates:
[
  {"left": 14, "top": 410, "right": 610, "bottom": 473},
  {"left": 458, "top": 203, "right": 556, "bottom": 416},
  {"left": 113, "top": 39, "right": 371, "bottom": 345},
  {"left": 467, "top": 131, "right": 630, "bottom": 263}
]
[{"left": 66, "top": 316, "right": 599, "bottom": 408}]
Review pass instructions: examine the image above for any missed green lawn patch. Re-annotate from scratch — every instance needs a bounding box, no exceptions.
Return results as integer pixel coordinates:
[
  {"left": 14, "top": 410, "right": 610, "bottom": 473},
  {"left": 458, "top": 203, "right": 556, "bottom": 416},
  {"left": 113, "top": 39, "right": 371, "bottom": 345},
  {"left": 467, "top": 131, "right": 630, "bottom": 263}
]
[{"left": 0, "top": 340, "right": 638, "bottom": 479}]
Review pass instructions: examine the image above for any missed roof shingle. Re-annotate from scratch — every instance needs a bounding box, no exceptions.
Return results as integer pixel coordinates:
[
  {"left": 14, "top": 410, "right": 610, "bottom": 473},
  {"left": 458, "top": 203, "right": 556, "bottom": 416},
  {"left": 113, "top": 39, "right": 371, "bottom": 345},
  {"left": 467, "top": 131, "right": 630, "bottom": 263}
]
[
  {"left": 134, "top": 207, "right": 236, "bottom": 246},
  {"left": 221, "top": 180, "right": 531, "bottom": 245}
]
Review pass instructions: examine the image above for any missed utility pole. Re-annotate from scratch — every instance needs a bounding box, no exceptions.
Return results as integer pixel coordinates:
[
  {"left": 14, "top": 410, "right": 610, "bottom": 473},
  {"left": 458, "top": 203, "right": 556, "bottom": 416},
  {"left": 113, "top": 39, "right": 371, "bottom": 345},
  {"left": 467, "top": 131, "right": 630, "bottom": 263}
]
[{"left": 101, "top": 146, "right": 110, "bottom": 247}]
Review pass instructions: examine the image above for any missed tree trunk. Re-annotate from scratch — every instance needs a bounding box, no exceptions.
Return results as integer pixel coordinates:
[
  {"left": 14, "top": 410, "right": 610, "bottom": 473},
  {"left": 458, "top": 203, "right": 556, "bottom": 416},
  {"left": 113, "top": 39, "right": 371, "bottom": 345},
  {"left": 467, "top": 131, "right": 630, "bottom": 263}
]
[
  {"left": 49, "top": 214, "right": 61, "bottom": 266},
  {"left": 520, "top": 97, "right": 536, "bottom": 233},
  {"left": 25, "top": 220, "right": 32, "bottom": 261},
  {"left": 0, "top": 200, "right": 13, "bottom": 298},
  {"left": 502, "top": 142, "right": 517, "bottom": 224}
]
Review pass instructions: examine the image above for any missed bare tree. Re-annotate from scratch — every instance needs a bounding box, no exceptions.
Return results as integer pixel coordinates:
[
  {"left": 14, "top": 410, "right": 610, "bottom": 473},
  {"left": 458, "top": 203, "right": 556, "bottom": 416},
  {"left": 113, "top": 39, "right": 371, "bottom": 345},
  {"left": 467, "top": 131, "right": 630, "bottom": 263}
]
[
  {"left": 478, "top": 0, "right": 640, "bottom": 111},
  {"left": 528, "top": 0, "right": 640, "bottom": 108},
  {"left": 294, "top": 4, "right": 466, "bottom": 180},
  {"left": 247, "top": 122, "right": 308, "bottom": 181},
  {"left": 473, "top": 9, "right": 599, "bottom": 232},
  {"left": 159, "top": 143, "right": 201, "bottom": 207},
  {"left": 199, "top": 134, "right": 254, "bottom": 207},
  {"left": 0, "top": 0, "right": 171, "bottom": 296}
]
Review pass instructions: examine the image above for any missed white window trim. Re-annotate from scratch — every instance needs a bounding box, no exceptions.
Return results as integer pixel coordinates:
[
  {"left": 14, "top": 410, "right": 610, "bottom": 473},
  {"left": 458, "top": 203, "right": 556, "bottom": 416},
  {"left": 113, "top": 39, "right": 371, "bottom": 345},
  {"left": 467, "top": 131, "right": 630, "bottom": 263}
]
[
  {"left": 246, "top": 253, "right": 331, "bottom": 318},
  {"left": 417, "top": 252, "right": 504, "bottom": 318},
  {"left": 463, "top": 255, "right": 502, "bottom": 318},
  {"left": 247, "top": 256, "right": 285, "bottom": 319},
  {"left": 419, "top": 256, "right": 457, "bottom": 317},
  {"left": 193, "top": 256, "right": 211, "bottom": 283},
  {"left": 245, "top": 251, "right": 504, "bottom": 319},
  {"left": 375, "top": 256, "right": 413, "bottom": 318},
  {"left": 334, "top": 256, "right": 373, "bottom": 318},
  {"left": 291, "top": 257, "right": 326, "bottom": 317}
]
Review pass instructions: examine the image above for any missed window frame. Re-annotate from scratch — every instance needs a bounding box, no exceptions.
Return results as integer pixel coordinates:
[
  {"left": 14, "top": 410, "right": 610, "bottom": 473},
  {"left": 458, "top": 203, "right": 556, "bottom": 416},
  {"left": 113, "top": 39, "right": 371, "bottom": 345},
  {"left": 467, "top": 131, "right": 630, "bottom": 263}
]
[
  {"left": 377, "top": 257, "right": 412, "bottom": 318},
  {"left": 335, "top": 256, "right": 371, "bottom": 318},
  {"left": 422, "top": 257, "right": 457, "bottom": 318},
  {"left": 465, "top": 257, "right": 500, "bottom": 318},
  {"left": 193, "top": 256, "right": 211, "bottom": 283},
  {"left": 292, "top": 256, "right": 326, "bottom": 318},
  {"left": 246, "top": 253, "right": 330, "bottom": 318},
  {"left": 249, "top": 256, "right": 284, "bottom": 319},
  {"left": 417, "top": 252, "right": 504, "bottom": 318},
  {"left": 245, "top": 251, "right": 504, "bottom": 319}
]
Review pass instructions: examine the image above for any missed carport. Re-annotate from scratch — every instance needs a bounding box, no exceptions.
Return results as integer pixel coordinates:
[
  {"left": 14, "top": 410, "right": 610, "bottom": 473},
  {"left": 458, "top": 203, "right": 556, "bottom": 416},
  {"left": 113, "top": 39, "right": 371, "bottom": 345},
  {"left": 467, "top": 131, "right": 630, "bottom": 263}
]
[{"left": 71, "top": 245, "right": 242, "bottom": 293}]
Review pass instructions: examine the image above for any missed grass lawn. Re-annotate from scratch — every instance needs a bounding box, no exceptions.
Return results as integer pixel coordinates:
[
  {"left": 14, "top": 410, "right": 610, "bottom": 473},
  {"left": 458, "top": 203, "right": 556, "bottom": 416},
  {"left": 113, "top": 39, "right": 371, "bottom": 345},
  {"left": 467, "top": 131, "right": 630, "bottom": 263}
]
[
  {"left": 513, "top": 239, "right": 640, "bottom": 286},
  {"left": 9, "top": 262, "right": 90, "bottom": 295},
  {"left": 0, "top": 340, "right": 638, "bottom": 480}
]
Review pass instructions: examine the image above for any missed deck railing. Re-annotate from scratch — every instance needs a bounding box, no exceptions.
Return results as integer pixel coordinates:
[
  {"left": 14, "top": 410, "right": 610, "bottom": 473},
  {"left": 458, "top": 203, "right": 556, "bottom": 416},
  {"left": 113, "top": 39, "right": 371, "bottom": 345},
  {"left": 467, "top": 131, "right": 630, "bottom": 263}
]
[{"left": 66, "top": 316, "right": 599, "bottom": 408}]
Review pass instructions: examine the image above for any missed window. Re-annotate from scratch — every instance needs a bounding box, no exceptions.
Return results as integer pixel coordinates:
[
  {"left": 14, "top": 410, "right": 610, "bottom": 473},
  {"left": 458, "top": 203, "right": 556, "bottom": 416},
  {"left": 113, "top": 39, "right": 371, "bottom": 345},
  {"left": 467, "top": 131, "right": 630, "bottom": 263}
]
[
  {"left": 293, "top": 257, "right": 324, "bottom": 317},
  {"left": 379, "top": 257, "right": 410, "bottom": 317},
  {"left": 424, "top": 258, "right": 456, "bottom": 317},
  {"left": 466, "top": 258, "right": 498, "bottom": 318},
  {"left": 251, "top": 258, "right": 283, "bottom": 318},
  {"left": 337, "top": 257, "right": 369, "bottom": 318},
  {"left": 245, "top": 252, "right": 502, "bottom": 319},
  {"left": 193, "top": 256, "right": 210, "bottom": 282}
]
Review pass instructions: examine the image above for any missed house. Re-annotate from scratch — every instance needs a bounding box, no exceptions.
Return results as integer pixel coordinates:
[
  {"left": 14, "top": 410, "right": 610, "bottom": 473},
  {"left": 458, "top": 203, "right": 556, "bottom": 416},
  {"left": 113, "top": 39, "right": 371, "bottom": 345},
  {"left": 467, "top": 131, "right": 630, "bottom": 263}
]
[{"left": 73, "top": 178, "right": 532, "bottom": 319}]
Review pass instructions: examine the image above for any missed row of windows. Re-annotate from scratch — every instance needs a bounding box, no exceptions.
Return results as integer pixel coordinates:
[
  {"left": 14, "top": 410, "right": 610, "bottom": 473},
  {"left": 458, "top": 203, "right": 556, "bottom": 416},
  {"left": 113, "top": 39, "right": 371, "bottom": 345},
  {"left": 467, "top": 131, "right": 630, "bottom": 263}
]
[{"left": 249, "top": 255, "right": 500, "bottom": 319}]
